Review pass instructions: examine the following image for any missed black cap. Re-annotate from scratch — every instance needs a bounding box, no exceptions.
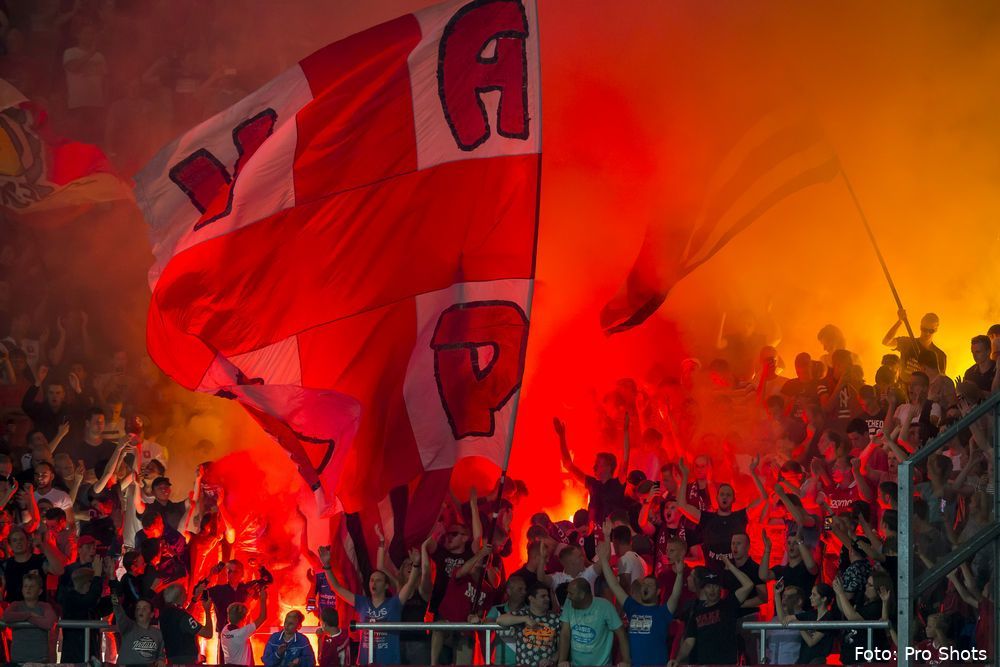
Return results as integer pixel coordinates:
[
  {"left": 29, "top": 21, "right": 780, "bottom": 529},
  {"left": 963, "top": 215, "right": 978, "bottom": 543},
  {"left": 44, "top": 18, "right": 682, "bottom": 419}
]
[
  {"left": 152, "top": 476, "right": 171, "bottom": 489},
  {"left": 700, "top": 572, "right": 721, "bottom": 586}
]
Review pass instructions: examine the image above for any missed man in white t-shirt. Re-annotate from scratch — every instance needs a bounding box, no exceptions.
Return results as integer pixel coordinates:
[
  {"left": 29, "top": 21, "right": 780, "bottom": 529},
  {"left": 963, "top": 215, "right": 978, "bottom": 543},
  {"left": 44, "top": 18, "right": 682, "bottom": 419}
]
[
  {"left": 32, "top": 461, "right": 74, "bottom": 523},
  {"left": 220, "top": 587, "right": 268, "bottom": 666},
  {"left": 608, "top": 524, "right": 648, "bottom": 588},
  {"left": 548, "top": 545, "right": 600, "bottom": 593}
]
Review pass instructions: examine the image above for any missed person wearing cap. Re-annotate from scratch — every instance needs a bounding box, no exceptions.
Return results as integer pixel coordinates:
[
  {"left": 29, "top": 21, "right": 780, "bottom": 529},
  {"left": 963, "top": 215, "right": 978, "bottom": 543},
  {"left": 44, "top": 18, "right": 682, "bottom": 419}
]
[
  {"left": 669, "top": 558, "right": 756, "bottom": 666},
  {"left": 136, "top": 475, "right": 187, "bottom": 530},
  {"left": 58, "top": 533, "right": 99, "bottom": 595}
]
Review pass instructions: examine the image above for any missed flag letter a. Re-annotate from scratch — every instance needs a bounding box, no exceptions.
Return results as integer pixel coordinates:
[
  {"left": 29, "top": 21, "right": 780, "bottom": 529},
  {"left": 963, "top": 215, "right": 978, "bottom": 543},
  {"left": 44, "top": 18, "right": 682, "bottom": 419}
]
[
  {"left": 431, "top": 301, "right": 528, "bottom": 439},
  {"left": 438, "top": 0, "right": 530, "bottom": 151}
]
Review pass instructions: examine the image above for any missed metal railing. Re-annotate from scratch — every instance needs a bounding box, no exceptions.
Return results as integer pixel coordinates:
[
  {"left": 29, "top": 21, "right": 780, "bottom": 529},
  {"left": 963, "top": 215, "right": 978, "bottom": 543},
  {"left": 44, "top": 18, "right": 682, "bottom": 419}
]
[
  {"left": 352, "top": 621, "right": 501, "bottom": 665},
  {"left": 897, "top": 391, "right": 1000, "bottom": 667},
  {"left": 2, "top": 619, "right": 112, "bottom": 661},
  {"left": 743, "top": 619, "right": 889, "bottom": 663}
]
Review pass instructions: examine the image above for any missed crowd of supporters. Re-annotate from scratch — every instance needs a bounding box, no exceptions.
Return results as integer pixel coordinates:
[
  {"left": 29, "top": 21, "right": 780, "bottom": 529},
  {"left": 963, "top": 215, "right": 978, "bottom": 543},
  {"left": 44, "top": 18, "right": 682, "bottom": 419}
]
[{"left": 0, "top": 2, "right": 997, "bottom": 666}]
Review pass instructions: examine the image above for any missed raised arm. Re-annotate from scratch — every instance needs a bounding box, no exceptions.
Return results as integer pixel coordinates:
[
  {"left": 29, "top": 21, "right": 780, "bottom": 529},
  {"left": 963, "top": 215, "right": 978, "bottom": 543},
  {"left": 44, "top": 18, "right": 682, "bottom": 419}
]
[
  {"left": 674, "top": 459, "right": 702, "bottom": 523},
  {"left": 596, "top": 537, "right": 628, "bottom": 605},
  {"left": 722, "top": 556, "right": 755, "bottom": 604},
  {"left": 318, "top": 545, "right": 356, "bottom": 608},
  {"left": 49, "top": 421, "right": 71, "bottom": 453},
  {"left": 397, "top": 548, "right": 422, "bottom": 604},
  {"left": 666, "top": 560, "right": 684, "bottom": 614},
  {"left": 418, "top": 538, "right": 433, "bottom": 601},
  {"left": 746, "top": 455, "right": 766, "bottom": 510},
  {"left": 251, "top": 587, "right": 269, "bottom": 629},
  {"left": 555, "top": 418, "right": 588, "bottom": 483},
  {"left": 759, "top": 530, "right": 774, "bottom": 581},
  {"left": 831, "top": 577, "right": 862, "bottom": 621},
  {"left": 851, "top": 459, "right": 874, "bottom": 502},
  {"left": 455, "top": 544, "right": 492, "bottom": 580},
  {"left": 882, "top": 311, "right": 905, "bottom": 347}
]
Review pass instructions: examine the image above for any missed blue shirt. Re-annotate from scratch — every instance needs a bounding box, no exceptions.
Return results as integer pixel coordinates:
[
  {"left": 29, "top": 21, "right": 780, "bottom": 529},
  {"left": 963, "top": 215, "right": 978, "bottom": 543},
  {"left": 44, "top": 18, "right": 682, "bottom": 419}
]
[
  {"left": 356, "top": 596, "right": 402, "bottom": 665},
  {"left": 262, "top": 632, "right": 315, "bottom": 667},
  {"left": 622, "top": 598, "right": 671, "bottom": 667}
]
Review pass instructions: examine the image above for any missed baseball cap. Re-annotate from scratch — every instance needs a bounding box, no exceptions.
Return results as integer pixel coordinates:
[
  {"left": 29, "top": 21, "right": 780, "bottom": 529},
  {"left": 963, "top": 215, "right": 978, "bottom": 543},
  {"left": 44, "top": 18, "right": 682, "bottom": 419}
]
[
  {"left": 152, "top": 476, "right": 172, "bottom": 489},
  {"left": 700, "top": 572, "right": 721, "bottom": 587},
  {"left": 627, "top": 470, "right": 647, "bottom": 486}
]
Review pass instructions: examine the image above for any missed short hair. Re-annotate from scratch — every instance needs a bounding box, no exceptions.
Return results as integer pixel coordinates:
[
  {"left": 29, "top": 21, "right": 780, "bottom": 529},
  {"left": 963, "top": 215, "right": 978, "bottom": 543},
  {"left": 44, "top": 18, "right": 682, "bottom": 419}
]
[
  {"left": 44, "top": 507, "right": 66, "bottom": 522},
  {"left": 874, "top": 366, "right": 896, "bottom": 385},
  {"left": 22, "top": 572, "right": 44, "bottom": 589},
  {"left": 910, "top": 371, "right": 929, "bottom": 386},
  {"left": 878, "top": 481, "right": 898, "bottom": 501},
  {"left": 558, "top": 546, "right": 580, "bottom": 564},
  {"left": 163, "top": 584, "right": 186, "bottom": 605},
  {"left": 971, "top": 335, "right": 990, "bottom": 350},
  {"left": 881, "top": 353, "right": 900, "bottom": 366},
  {"left": 813, "top": 583, "right": 835, "bottom": 603},
  {"left": 665, "top": 537, "right": 687, "bottom": 551},
  {"left": 572, "top": 509, "right": 589, "bottom": 528},
  {"left": 286, "top": 610, "right": 305, "bottom": 624},
  {"left": 607, "top": 509, "right": 630, "bottom": 525},
  {"left": 123, "top": 551, "right": 143, "bottom": 571},
  {"left": 140, "top": 512, "right": 162, "bottom": 528},
  {"left": 626, "top": 470, "right": 646, "bottom": 485},
  {"left": 610, "top": 526, "right": 632, "bottom": 545},
  {"left": 595, "top": 452, "right": 617, "bottom": 474},
  {"left": 731, "top": 532, "right": 750, "bottom": 546},
  {"left": 320, "top": 606, "right": 339, "bottom": 627},
  {"left": 987, "top": 324, "right": 1000, "bottom": 337},
  {"left": 228, "top": 602, "right": 249, "bottom": 623},
  {"left": 831, "top": 349, "right": 853, "bottom": 367},
  {"left": 85, "top": 406, "right": 106, "bottom": 421},
  {"left": 794, "top": 352, "right": 811, "bottom": 366},
  {"left": 846, "top": 418, "right": 869, "bottom": 437},
  {"left": 33, "top": 460, "right": 55, "bottom": 474},
  {"left": 527, "top": 581, "right": 552, "bottom": 600}
]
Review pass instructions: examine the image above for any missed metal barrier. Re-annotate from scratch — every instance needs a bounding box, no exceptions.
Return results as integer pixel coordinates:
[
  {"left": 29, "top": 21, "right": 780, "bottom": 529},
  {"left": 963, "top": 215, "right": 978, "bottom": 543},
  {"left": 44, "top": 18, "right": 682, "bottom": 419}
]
[
  {"left": 743, "top": 619, "right": 890, "bottom": 663},
  {"left": 897, "top": 392, "right": 1000, "bottom": 667},
  {"left": 2, "top": 619, "right": 112, "bottom": 661},
  {"left": 352, "top": 621, "right": 502, "bottom": 665}
]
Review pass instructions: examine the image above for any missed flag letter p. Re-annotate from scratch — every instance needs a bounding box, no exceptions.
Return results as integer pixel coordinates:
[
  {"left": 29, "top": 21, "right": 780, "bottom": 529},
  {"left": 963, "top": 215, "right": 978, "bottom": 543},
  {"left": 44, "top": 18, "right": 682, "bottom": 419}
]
[
  {"left": 431, "top": 301, "right": 529, "bottom": 439},
  {"left": 437, "top": 0, "right": 530, "bottom": 151}
]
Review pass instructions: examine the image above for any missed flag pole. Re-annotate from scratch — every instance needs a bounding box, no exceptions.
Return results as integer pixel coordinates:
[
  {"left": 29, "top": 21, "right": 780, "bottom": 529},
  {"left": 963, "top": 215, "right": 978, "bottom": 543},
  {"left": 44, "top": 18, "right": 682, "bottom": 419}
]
[{"left": 839, "top": 167, "right": 917, "bottom": 341}]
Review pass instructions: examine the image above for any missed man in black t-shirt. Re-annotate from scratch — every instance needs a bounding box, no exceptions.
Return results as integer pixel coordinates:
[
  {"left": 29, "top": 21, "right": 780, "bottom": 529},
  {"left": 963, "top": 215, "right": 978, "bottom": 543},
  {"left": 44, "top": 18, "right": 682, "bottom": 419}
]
[
  {"left": 964, "top": 335, "right": 996, "bottom": 392},
  {"left": 61, "top": 407, "right": 118, "bottom": 476},
  {"left": 677, "top": 457, "right": 763, "bottom": 569},
  {"left": 2, "top": 527, "right": 64, "bottom": 601},
  {"left": 720, "top": 533, "right": 767, "bottom": 616},
  {"left": 670, "top": 560, "right": 755, "bottom": 666},
  {"left": 882, "top": 310, "right": 946, "bottom": 380},
  {"left": 555, "top": 414, "right": 631, "bottom": 524},
  {"left": 160, "top": 583, "right": 214, "bottom": 663},
  {"left": 760, "top": 531, "right": 818, "bottom": 609},
  {"left": 137, "top": 477, "right": 188, "bottom": 530},
  {"left": 425, "top": 521, "right": 475, "bottom": 615}
]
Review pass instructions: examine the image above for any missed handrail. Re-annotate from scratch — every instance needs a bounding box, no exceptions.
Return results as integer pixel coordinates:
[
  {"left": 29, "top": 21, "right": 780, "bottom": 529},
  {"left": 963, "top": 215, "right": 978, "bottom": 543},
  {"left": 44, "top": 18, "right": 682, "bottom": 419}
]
[
  {"left": 352, "top": 621, "right": 503, "bottom": 665},
  {"left": 744, "top": 619, "right": 889, "bottom": 663},
  {"left": 2, "top": 619, "right": 112, "bottom": 661},
  {"left": 897, "top": 390, "right": 1000, "bottom": 667},
  {"left": 905, "top": 391, "right": 1000, "bottom": 465}
]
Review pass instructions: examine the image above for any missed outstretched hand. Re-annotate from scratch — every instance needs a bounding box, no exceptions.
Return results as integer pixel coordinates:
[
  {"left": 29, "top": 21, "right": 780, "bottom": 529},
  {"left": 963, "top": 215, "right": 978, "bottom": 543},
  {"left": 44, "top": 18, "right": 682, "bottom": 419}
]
[{"left": 553, "top": 417, "right": 566, "bottom": 438}]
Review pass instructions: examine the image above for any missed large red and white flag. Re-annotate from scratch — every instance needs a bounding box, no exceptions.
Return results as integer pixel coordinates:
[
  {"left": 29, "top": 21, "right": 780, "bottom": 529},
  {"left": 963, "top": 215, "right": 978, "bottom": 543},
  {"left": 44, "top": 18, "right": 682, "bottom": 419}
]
[{"left": 137, "top": 0, "right": 541, "bottom": 542}]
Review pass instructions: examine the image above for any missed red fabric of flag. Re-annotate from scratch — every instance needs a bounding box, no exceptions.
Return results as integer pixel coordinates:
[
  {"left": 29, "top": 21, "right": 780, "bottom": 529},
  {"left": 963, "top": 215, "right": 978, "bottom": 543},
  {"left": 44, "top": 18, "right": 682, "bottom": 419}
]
[{"left": 137, "top": 0, "right": 542, "bottom": 539}]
